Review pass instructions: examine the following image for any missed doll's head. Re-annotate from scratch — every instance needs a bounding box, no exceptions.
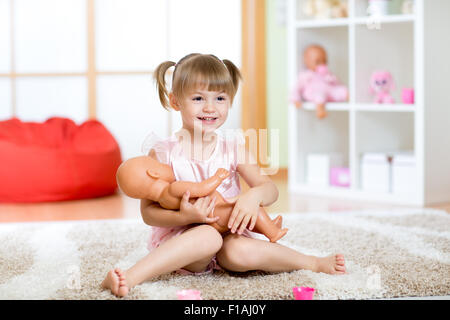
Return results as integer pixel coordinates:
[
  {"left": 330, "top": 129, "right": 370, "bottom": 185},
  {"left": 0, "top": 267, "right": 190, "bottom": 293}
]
[
  {"left": 116, "top": 156, "right": 176, "bottom": 200},
  {"left": 303, "top": 45, "right": 328, "bottom": 72},
  {"left": 153, "top": 54, "right": 242, "bottom": 135},
  {"left": 370, "top": 71, "right": 395, "bottom": 94}
]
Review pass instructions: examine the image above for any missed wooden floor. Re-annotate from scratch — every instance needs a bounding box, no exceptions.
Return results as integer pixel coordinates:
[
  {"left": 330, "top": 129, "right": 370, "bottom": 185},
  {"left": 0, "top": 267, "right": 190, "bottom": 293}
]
[{"left": 0, "top": 177, "right": 449, "bottom": 223}]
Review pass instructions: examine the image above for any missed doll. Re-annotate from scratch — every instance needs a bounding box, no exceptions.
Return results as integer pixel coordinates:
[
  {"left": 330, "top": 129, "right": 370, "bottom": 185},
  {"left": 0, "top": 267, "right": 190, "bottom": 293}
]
[
  {"left": 369, "top": 71, "right": 395, "bottom": 104},
  {"left": 290, "top": 44, "right": 348, "bottom": 119},
  {"left": 116, "top": 156, "right": 288, "bottom": 243}
]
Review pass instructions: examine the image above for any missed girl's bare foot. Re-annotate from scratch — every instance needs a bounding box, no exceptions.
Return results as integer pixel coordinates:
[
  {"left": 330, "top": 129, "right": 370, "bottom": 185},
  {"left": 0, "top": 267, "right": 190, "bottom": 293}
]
[
  {"left": 314, "top": 254, "right": 346, "bottom": 275},
  {"left": 101, "top": 268, "right": 129, "bottom": 297},
  {"left": 116, "top": 269, "right": 129, "bottom": 297}
]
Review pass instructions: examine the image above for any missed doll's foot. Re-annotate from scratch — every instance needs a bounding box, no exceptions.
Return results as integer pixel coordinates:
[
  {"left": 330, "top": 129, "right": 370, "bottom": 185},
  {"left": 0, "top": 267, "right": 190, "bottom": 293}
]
[
  {"left": 272, "top": 215, "right": 283, "bottom": 228},
  {"left": 313, "top": 254, "right": 346, "bottom": 275},
  {"left": 269, "top": 228, "right": 288, "bottom": 243},
  {"left": 101, "top": 268, "right": 129, "bottom": 297},
  {"left": 316, "top": 104, "right": 327, "bottom": 119}
]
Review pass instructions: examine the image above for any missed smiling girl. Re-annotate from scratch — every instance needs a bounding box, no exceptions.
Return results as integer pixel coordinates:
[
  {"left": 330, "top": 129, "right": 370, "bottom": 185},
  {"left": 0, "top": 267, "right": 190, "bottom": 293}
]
[{"left": 101, "top": 53, "right": 346, "bottom": 297}]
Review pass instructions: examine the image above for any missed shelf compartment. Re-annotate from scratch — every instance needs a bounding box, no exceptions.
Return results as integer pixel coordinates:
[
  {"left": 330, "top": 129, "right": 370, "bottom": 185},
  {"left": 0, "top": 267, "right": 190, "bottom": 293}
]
[
  {"left": 293, "top": 109, "right": 350, "bottom": 186},
  {"left": 354, "top": 22, "right": 414, "bottom": 104},
  {"left": 296, "top": 26, "right": 349, "bottom": 93},
  {"left": 354, "top": 111, "right": 415, "bottom": 193},
  {"left": 355, "top": 111, "right": 414, "bottom": 157}
]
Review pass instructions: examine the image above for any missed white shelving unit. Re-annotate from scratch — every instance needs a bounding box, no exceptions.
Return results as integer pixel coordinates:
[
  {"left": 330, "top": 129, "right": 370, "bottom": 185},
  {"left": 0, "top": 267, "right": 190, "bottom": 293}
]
[{"left": 287, "top": 0, "right": 450, "bottom": 206}]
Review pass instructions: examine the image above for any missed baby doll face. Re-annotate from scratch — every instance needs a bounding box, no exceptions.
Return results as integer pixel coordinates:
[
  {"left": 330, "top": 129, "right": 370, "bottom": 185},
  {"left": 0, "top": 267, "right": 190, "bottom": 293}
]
[
  {"left": 303, "top": 46, "right": 328, "bottom": 71},
  {"left": 170, "top": 86, "right": 231, "bottom": 135},
  {"left": 116, "top": 156, "right": 174, "bottom": 200}
]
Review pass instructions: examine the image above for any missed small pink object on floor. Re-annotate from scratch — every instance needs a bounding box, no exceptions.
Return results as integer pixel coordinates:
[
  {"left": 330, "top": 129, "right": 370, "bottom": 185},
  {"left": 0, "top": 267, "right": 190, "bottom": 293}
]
[
  {"left": 293, "top": 287, "right": 315, "bottom": 300},
  {"left": 177, "top": 289, "right": 203, "bottom": 300}
]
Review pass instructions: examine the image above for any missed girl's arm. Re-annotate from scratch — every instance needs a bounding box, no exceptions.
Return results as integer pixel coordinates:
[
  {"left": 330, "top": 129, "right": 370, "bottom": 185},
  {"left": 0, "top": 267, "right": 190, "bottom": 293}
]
[
  {"left": 140, "top": 198, "right": 188, "bottom": 227},
  {"left": 141, "top": 194, "right": 219, "bottom": 227},
  {"left": 140, "top": 148, "right": 219, "bottom": 227},
  {"left": 140, "top": 148, "right": 190, "bottom": 227},
  {"left": 237, "top": 162, "right": 279, "bottom": 207},
  {"left": 168, "top": 168, "right": 229, "bottom": 198},
  {"left": 227, "top": 146, "right": 279, "bottom": 234},
  {"left": 237, "top": 146, "right": 279, "bottom": 206}
]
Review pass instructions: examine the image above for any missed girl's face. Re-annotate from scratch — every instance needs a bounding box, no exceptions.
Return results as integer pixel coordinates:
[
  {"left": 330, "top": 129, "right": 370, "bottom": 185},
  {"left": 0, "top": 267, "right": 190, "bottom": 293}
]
[{"left": 170, "top": 87, "right": 231, "bottom": 135}]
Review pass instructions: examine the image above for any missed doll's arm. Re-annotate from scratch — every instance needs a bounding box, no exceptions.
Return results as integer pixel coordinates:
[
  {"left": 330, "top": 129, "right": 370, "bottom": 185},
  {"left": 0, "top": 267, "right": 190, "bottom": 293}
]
[
  {"left": 325, "top": 73, "right": 338, "bottom": 85},
  {"left": 290, "top": 71, "right": 313, "bottom": 103},
  {"left": 168, "top": 168, "right": 229, "bottom": 198}
]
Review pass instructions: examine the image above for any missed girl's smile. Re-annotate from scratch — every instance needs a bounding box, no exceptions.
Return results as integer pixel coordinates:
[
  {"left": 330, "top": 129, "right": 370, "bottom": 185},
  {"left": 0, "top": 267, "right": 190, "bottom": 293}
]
[
  {"left": 171, "top": 88, "right": 231, "bottom": 133},
  {"left": 197, "top": 117, "right": 218, "bottom": 125}
]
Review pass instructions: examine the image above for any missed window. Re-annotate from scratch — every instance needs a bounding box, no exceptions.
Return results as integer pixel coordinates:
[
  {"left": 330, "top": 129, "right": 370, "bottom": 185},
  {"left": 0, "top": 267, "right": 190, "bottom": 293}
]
[{"left": 0, "top": 0, "right": 241, "bottom": 159}]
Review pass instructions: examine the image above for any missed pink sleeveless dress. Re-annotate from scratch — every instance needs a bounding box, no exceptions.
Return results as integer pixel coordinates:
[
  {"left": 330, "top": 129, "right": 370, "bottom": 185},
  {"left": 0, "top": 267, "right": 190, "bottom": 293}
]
[{"left": 143, "top": 129, "right": 253, "bottom": 275}]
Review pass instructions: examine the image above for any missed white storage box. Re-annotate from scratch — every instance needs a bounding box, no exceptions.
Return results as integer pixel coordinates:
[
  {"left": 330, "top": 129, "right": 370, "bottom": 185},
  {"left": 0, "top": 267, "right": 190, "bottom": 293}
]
[
  {"left": 392, "top": 153, "right": 416, "bottom": 195},
  {"left": 306, "top": 153, "right": 344, "bottom": 186},
  {"left": 361, "top": 153, "right": 391, "bottom": 193}
]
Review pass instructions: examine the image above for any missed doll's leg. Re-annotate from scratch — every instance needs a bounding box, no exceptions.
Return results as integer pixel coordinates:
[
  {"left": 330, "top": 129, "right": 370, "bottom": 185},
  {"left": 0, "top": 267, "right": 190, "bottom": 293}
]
[
  {"left": 316, "top": 103, "right": 327, "bottom": 119},
  {"left": 305, "top": 89, "right": 328, "bottom": 119},
  {"left": 101, "top": 225, "right": 223, "bottom": 297},
  {"left": 304, "top": 85, "right": 329, "bottom": 119},
  {"left": 252, "top": 208, "right": 288, "bottom": 243},
  {"left": 328, "top": 85, "right": 348, "bottom": 102},
  {"left": 216, "top": 234, "right": 346, "bottom": 275}
]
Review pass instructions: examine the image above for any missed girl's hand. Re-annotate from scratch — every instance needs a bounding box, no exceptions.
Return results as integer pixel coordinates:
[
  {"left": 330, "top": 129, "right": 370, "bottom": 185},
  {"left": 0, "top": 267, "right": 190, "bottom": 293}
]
[
  {"left": 226, "top": 189, "right": 262, "bottom": 235},
  {"left": 180, "top": 191, "right": 219, "bottom": 225}
]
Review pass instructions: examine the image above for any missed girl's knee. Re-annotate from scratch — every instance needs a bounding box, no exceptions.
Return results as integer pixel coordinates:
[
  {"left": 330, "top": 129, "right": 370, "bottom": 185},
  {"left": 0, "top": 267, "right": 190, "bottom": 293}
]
[
  {"left": 217, "top": 235, "right": 256, "bottom": 271},
  {"left": 193, "top": 224, "right": 223, "bottom": 254}
]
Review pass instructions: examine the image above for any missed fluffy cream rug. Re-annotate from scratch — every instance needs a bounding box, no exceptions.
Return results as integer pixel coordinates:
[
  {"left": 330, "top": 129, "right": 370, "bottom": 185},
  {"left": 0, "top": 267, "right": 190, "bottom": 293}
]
[{"left": 0, "top": 208, "right": 449, "bottom": 300}]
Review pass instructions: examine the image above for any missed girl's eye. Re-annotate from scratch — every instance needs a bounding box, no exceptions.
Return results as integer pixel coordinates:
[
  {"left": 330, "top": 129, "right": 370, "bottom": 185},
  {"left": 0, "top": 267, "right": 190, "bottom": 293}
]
[
  {"left": 193, "top": 96, "right": 203, "bottom": 101},
  {"left": 217, "top": 96, "right": 226, "bottom": 101}
]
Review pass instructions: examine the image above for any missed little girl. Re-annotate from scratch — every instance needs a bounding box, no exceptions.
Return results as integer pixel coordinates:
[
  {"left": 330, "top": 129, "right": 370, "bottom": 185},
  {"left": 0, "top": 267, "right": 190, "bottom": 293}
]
[{"left": 101, "top": 53, "right": 346, "bottom": 297}]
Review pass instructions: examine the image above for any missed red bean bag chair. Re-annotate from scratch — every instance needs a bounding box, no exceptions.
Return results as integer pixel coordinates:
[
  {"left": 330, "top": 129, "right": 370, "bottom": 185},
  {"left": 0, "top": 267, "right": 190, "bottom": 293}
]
[{"left": 0, "top": 117, "right": 122, "bottom": 203}]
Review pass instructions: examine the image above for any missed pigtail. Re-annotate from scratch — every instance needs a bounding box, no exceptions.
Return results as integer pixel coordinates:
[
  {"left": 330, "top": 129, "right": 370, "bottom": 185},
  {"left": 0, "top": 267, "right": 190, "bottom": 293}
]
[
  {"left": 153, "top": 61, "right": 176, "bottom": 110},
  {"left": 222, "top": 59, "right": 242, "bottom": 96}
]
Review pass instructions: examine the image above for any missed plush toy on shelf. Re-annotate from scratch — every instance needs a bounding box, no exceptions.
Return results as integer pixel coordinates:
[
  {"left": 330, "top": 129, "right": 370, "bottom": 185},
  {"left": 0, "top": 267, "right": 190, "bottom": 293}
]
[
  {"left": 290, "top": 44, "right": 349, "bottom": 119},
  {"left": 401, "top": 0, "right": 415, "bottom": 14},
  {"left": 303, "top": 0, "right": 348, "bottom": 19},
  {"left": 369, "top": 70, "right": 396, "bottom": 104}
]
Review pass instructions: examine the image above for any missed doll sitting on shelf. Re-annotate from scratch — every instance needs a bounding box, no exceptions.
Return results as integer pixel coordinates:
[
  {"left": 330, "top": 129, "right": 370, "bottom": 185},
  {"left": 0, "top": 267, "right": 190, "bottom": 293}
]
[
  {"left": 290, "top": 44, "right": 348, "bottom": 119},
  {"left": 116, "top": 156, "right": 288, "bottom": 243}
]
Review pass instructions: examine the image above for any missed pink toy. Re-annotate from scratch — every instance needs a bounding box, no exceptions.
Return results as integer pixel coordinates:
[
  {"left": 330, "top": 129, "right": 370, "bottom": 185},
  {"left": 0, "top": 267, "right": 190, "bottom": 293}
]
[
  {"left": 369, "top": 71, "right": 395, "bottom": 104},
  {"left": 177, "top": 289, "right": 203, "bottom": 300},
  {"left": 290, "top": 45, "right": 348, "bottom": 119},
  {"left": 330, "top": 167, "right": 350, "bottom": 188},
  {"left": 402, "top": 88, "right": 415, "bottom": 104},
  {"left": 293, "top": 287, "right": 315, "bottom": 300}
]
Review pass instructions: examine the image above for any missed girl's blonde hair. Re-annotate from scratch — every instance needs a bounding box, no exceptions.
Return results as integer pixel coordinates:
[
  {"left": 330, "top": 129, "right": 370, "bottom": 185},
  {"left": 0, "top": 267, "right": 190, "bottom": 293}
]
[{"left": 154, "top": 53, "right": 242, "bottom": 110}]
